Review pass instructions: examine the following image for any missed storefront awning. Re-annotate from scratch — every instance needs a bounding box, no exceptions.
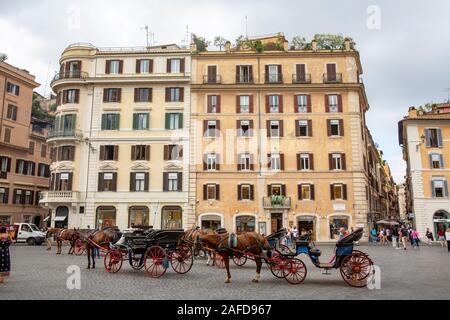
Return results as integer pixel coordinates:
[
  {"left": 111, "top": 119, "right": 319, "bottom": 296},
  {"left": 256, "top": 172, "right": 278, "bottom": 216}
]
[
  {"left": 201, "top": 215, "right": 221, "bottom": 221},
  {"left": 54, "top": 216, "right": 67, "bottom": 222}
]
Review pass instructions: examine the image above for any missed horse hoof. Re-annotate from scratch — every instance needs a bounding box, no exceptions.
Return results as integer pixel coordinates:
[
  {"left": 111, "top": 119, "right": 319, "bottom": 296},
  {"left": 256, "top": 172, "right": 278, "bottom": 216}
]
[
  {"left": 252, "top": 279, "right": 259, "bottom": 283},
  {"left": 225, "top": 279, "right": 231, "bottom": 284}
]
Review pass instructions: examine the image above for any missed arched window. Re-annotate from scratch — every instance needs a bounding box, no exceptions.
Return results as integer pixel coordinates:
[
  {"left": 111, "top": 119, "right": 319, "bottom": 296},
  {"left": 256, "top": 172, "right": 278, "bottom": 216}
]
[
  {"left": 96, "top": 206, "right": 116, "bottom": 229},
  {"left": 235, "top": 215, "right": 255, "bottom": 233},
  {"left": 200, "top": 214, "right": 221, "bottom": 230},
  {"left": 55, "top": 206, "right": 69, "bottom": 228}
]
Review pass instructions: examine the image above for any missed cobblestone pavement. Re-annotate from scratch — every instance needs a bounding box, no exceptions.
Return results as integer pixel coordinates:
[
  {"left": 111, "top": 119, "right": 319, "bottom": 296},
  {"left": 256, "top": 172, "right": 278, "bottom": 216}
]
[{"left": 0, "top": 243, "right": 449, "bottom": 300}]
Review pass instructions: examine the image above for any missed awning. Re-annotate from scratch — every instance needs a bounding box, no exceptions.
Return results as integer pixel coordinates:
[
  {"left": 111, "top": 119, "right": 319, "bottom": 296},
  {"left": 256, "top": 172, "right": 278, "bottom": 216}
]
[
  {"left": 54, "top": 216, "right": 67, "bottom": 222},
  {"left": 43, "top": 216, "right": 50, "bottom": 222},
  {"left": 376, "top": 220, "right": 399, "bottom": 226}
]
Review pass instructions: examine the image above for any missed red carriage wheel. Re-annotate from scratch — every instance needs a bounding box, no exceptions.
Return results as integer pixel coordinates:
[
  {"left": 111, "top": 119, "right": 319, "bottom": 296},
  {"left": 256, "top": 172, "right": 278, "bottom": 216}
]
[
  {"left": 73, "top": 239, "right": 85, "bottom": 256},
  {"left": 144, "top": 246, "right": 168, "bottom": 278},
  {"left": 104, "top": 249, "right": 123, "bottom": 273},
  {"left": 171, "top": 245, "right": 194, "bottom": 274},
  {"left": 283, "top": 258, "right": 307, "bottom": 285},
  {"left": 269, "top": 251, "right": 286, "bottom": 278},
  {"left": 214, "top": 254, "right": 225, "bottom": 269},
  {"left": 340, "top": 252, "right": 374, "bottom": 288},
  {"left": 232, "top": 254, "right": 247, "bottom": 267}
]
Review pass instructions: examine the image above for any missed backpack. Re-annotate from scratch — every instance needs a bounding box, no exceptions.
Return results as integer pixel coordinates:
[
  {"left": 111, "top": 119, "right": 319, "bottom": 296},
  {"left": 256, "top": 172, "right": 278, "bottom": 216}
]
[{"left": 401, "top": 228, "right": 407, "bottom": 236}]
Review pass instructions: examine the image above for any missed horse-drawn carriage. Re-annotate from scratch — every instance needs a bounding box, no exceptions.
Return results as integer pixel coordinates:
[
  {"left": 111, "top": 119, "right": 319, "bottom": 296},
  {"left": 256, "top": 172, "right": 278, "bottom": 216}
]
[{"left": 103, "top": 229, "right": 193, "bottom": 278}]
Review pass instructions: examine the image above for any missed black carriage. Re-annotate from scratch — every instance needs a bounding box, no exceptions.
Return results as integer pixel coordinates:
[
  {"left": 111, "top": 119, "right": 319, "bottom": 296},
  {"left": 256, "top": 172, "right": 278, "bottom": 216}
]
[{"left": 104, "top": 229, "right": 193, "bottom": 278}]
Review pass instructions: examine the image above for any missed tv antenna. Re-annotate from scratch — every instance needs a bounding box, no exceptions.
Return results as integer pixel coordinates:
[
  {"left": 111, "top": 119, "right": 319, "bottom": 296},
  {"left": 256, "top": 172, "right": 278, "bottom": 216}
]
[
  {"left": 181, "top": 25, "right": 190, "bottom": 48},
  {"left": 245, "top": 16, "right": 248, "bottom": 37},
  {"left": 141, "top": 25, "right": 155, "bottom": 47}
]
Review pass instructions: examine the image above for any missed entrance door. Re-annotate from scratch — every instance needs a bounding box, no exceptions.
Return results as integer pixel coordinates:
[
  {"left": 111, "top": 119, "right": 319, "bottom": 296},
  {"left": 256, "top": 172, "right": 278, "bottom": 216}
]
[
  {"left": 271, "top": 213, "right": 283, "bottom": 233},
  {"left": 433, "top": 210, "right": 450, "bottom": 239},
  {"left": 55, "top": 206, "right": 69, "bottom": 228},
  {"left": 297, "top": 216, "right": 316, "bottom": 241}
]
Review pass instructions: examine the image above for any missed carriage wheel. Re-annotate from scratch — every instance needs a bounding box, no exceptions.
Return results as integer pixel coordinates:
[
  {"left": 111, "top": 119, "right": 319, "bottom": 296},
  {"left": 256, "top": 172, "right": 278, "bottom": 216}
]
[
  {"left": 232, "top": 254, "right": 247, "bottom": 267},
  {"left": 215, "top": 254, "right": 225, "bottom": 269},
  {"left": 283, "top": 258, "right": 307, "bottom": 285},
  {"left": 171, "top": 245, "right": 194, "bottom": 274},
  {"left": 268, "top": 251, "right": 285, "bottom": 278},
  {"left": 73, "top": 239, "right": 85, "bottom": 256},
  {"left": 340, "top": 252, "right": 374, "bottom": 288},
  {"left": 144, "top": 246, "right": 168, "bottom": 278},
  {"left": 104, "top": 249, "right": 123, "bottom": 273}
]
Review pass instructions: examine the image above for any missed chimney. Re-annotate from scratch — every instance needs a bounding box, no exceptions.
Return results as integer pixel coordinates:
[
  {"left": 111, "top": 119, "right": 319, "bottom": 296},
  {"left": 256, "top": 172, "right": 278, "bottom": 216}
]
[
  {"left": 344, "top": 38, "right": 352, "bottom": 51},
  {"left": 225, "top": 41, "right": 231, "bottom": 53},
  {"left": 311, "top": 39, "right": 317, "bottom": 51},
  {"left": 408, "top": 106, "right": 417, "bottom": 118}
]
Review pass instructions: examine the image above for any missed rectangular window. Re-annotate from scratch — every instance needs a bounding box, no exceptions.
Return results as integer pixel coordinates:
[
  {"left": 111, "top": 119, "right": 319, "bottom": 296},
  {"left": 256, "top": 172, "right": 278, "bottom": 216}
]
[
  {"left": 328, "top": 95, "right": 339, "bottom": 112},
  {"left": 135, "top": 88, "right": 152, "bottom": 102},
  {"left": 133, "top": 113, "right": 149, "bottom": 130},
  {"left": 101, "top": 114, "right": 120, "bottom": 130},
  {"left": 330, "top": 120, "right": 340, "bottom": 136},
  {"left": 41, "top": 144, "right": 47, "bottom": 158},
  {"left": 432, "top": 180, "right": 448, "bottom": 198},
  {"left": 240, "top": 185, "right": 251, "bottom": 200},
  {"left": 165, "top": 145, "right": 183, "bottom": 161},
  {"left": 38, "top": 164, "right": 50, "bottom": 177},
  {"left": 430, "top": 154, "right": 443, "bottom": 169},
  {"left": 60, "top": 146, "right": 75, "bottom": 161},
  {"left": 132, "top": 145, "right": 149, "bottom": 161},
  {"left": 239, "top": 120, "right": 251, "bottom": 137},
  {"left": 297, "top": 95, "right": 308, "bottom": 113},
  {"left": 29, "top": 141, "right": 35, "bottom": 155},
  {"left": 170, "top": 59, "right": 181, "bottom": 73},
  {"left": 4, "top": 128, "right": 11, "bottom": 143},
  {"left": 206, "top": 120, "right": 217, "bottom": 137},
  {"left": 103, "top": 88, "right": 121, "bottom": 103},
  {"left": 269, "top": 95, "right": 279, "bottom": 113},
  {"left": 6, "top": 82, "right": 20, "bottom": 95},
  {"left": 270, "top": 121, "right": 280, "bottom": 137},
  {"left": 206, "top": 184, "right": 217, "bottom": 200},
  {"left": 425, "top": 128, "right": 443, "bottom": 148},
  {"left": 134, "top": 172, "right": 146, "bottom": 191},
  {"left": 0, "top": 188, "right": 8, "bottom": 204},
  {"left": 239, "top": 154, "right": 251, "bottom": 171},
  {"left": 6, "top": 104, "right": 17, "bottom": 120},
  {"left": 109, "top": 60, "right": 121, "bottom": 74},
  {"left": 0, "top": 157, "right": 10, "bottom": 172},
  {"left": 237, "top": 65, "right": 252, "bottom": 83},
  {"left": 168, "top": 172, "right": 179, "bottom": 191},
  {"left": 333, "top": 184, "right": 343, "bottom": 200},
  {"left": 300, "top": 154, "right": 310, "bottom": 170},
  {"left": 208, "top": 95, "right": 219, "bottom": 113},
  {"left": 102, "top": 145, "right": 116, "bottom": 161},
  {"left": 331, "top": 153, "right": 342, "bottom": 170},
  {"left": 206, "top": 154, "right": 218, "bottom": 171},
  {"left": 270, "top": 154, "right": 281, "bottom": 170},
  {"left": 64, "top": 89, "right": 79, "bottom": 104},
  {"left": 298, "top": 120, "right": 309, "bottom": 137},
  {"left": 239, "top": 95, "right": 250, "bottom": 113},
  {"left": 100, "top": 172, "right": 116, "bottom": 192},
  {"left": 166, "top": 87, "right": 183, "bottom": 102},
  {"left": 268, "top": 65, "right": 279, "bottom": 83},
  {"left": 301, "top": 185, "right": 311, "bottom": 200},
  {"left": 166, "top": 113, "right": 183, "bottom": 130},
  {"left": 14, "top": 189, "right": 23, "bottom": 204},
  {"left": 16, "top": 160, "right": 25, "bottom": 175},
  {"left": 139, "top": 59, "right": 151, "bottom": 73}
]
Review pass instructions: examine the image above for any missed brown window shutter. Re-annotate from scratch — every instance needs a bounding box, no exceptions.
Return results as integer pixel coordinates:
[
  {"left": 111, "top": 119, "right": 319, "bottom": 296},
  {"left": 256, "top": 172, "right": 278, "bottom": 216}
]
[
  {"left": 296, "top": 153, "right": 300, "bottom": 170},
  {"left": 310, "top": 185, "right": 315, "bottom": 200},
  {"left": 298, "top": 184, "right": 302, "bottom": 200},
  {"left": 177, "top": 172, "right": 183, "bottom": 191},
  {"left": 179, "top": 87, "right": 184, "bottom": 102},
  {"left": 163, "top": 173, "right": 168, "bottom": 191},
  {"left": 134, "top": 88, "right": 139, "bottom": 102},
  {"left": 329, "top": 153, "right": 333, "bottom": 170},
  {"left": 343, "top": 184, "right": 348, "bottom": 200},
  {"left": 130, "top": 172, "right": 135, "bottom": 191},
  {"left": 136, "top": 60, "right": 141, "bottom": 73},
  {"left": 250, "top": 185, "right": 254, "bottom": 200},
  {"left": 279, "top": 95, "right": 283, "bottom": 113},
  {"left": 144, "top": 173, "right": 149, "bottom": 191},
  {"left": 70, "top": 146, "right": 75, "bottom": 161},
  {"left": 339, "top": 119, "right": 344, "bottom": 136},
  {"left": 342, "top": 153, "right": 346, "bottom": 170},
  {"left": 325, "top": 95, "right": 330, "bottom": 112},
  {"left": 249, "top": 120, "right": 254, "bottom": 136},
  {"left": 113, "top": 146, "right": 119, "bottom": 161},
  {"left": 203, "top": 184, "right": 207, "bottom": 200},
  {"left": 237, "top": 185, "right": 242, "bottom": 200},
  {"left": 105, "top": 60, "right": 110, "bottom": 74},
  {"left": 236, "top": 95, "right": 240, "bottom": 113},
  {"left": 295, "top": 120, "right": 300, "bottom": 137},
  {"left": 250, "top": 154, "right": 255, "bottom": 171},
  {"left": 164, "top": 145, "right": 169, "bottom": 161},
  {"left": 166, "top": 59, "right": 171, "bottom": 73},
  {"left": 149, "top": 59, "right": 154, "bottom": 73},
  {"left": 98, "top": 173, "right": 103, "bottom": 191},
  {"left": 265, "top": 95, "right": 270, "bottom": 113},
  {"left": 265, "top": 65, "right": 269, "bottom": 81},
  {"left": 179, "top": 146, "right": 183, "bottom": 159},
  {"left": 308, "top": 120, "right": 313, "bottom": 137},
  {"left": 117, "top": 89, "right": 122, "bottom": 102},
  {"left": 216, "top": 120, "right": 220, "bottom": 134},
  {"left": 203, "top": 120, "right": 208, "bottom": 136},
  {"left": 236, "top": 120, "right": 241, "bottom": 136},
  {"left": 338, "top": 94, "right": 343, "bottom": 112},
  {"left": 180, "top": 58, "right": 185, "bottom": 73},
  {"left": 111, "top": 173, "right": 117, "bottom": 191},
  {"left": 279, "top": 120, "right": 284, "bottom": 137},
  {"left": 118, "top": 60, "right": 123, "bottom": 74},
  {"left": 327, "top": 119, "right": 331, "bottom": 136},
  {"left": 249, "top": 65, "right": 253, "bottom": 81},
  {"left": 165, "top": 88, "right": 170, "bottom": 102},
  {"left": 267, "top": 154, "right": 271, "bottom": 169},
  {"left": 309, "top": 154, "right": 314, "bottom": 170},
  {"left": 249, "top": 95, "right": 254, "bottom": 113},
  {"left": 280, "top": 154, "right": 285, "bottom": 170},
  {"left": 330, "top": 184, "right": 335, "bottom": 200},
  {"left": 235, "top": 65, "right": 240, "bottom": 82},
  {"left": 281, "top": 184, "right": 286, "bottom": 196},
  {"left": 216, "top": 95, "right": 221, "bottom": 113},
  {"left": 57, "top": 92, "right": 61, "bottom": 106},
  {"left": 62, "top": 90, "right": 68, "bottom": 104},
  {"left": 148, "top": 88, "right": 153, "bottom": 102},
  {"left": 103, "top": 89, "right": 107, "bottom": 102},
  {"left": 267, "top": 184, "right": 272, "bottom": 197},
  {"left": 266, "top": 120, "right": 271, "bottom": 137},
  {"left": 75, "top": 90, "right": 79, "bottom": 103},
  {"left": 131, "top": 146, "right": 136, "bottom": 160},
  {"left": 307, "top": 95, "right": 312, "bottom": 113},
  {"left": 99, "top": 146, "right": 105, "bottom": 161},
  {"left": 216, "top": 154, "right": 220, "bottom": 171},
  {"left": 215, "top": 184, "right": 220, "bottom": 200},
  {"left": 207, "top": 95, "right": 212, "bottom": 113},
  {"left": 145, "top": 146, "right": 150, "bottom": 161},
  {"left": 203, "top": 154, "right": 207, "bottom": 171},
  {"left": 293, "top": 95, "right": 298, "bottom": 113},
  {"left": 277, "top": 65, "right": 282, "bottom": 78}
]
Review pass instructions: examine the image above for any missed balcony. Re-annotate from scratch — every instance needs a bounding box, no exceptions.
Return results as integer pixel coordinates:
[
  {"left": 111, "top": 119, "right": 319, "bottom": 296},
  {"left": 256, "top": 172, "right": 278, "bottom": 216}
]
[
  {"left": 39, "top": 191, "right": 78, "bottom": 205},
  {"left": 323, "top": 73, "right": 343, "bottom": 83},
  {"left": 264, "top": 73, "right": 283, "bottom": 84},
  {"left": 51, "top": 71, "right": 88, "bottom": 86},
  {"left": 47, "top": 129, "right": 82, "bottom": 142},
  {"left": 235, "top": 74, "right": 254, "bottom": 84},
  {"left": 292, "top": 73, "right": 311, "bottom": 84},
  {"left": 263, "top": 196, "right": 291, "bottom": 209},
  {"left": 203, "top": 74, "right": 222, "bottom": 84}
]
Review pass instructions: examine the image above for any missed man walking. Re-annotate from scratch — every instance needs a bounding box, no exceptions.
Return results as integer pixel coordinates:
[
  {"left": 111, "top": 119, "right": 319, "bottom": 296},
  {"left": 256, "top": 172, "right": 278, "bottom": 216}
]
[
  {"left": 400, "top": 225, "right": 408, "bottom": 250},
  {"left": 392, "top": 226, "right": 399, "bottom": 249}
]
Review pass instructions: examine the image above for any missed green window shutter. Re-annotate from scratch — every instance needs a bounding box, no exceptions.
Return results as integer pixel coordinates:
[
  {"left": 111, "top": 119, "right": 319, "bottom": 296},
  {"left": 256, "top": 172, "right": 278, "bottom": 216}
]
[
  {"left": 133, "top": 114, "right": 138, "bottom": 130},
  {"left": 115, "top": 114, "right": 120, "bottom": 130},
  {"left": 165, "top": 114, "right": 170, "bottom": 130},
  {"left": 178, "top": 113, "right": 183, "bottom": 129},
  {"left": 101, "top": 114, "right": 106, "bottom": 130}
]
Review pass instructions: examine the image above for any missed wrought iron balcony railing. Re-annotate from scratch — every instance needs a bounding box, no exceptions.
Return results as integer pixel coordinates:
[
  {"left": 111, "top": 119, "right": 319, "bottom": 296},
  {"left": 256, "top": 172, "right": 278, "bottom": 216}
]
[
  {"left": 47, "top": 129, "right": 82, "bottom": 140},
  {"left": 264, "top": 73, "right": 283, "bottom": 84},
  {"left": 292, "top": 73, "right": 311, "bottom": 84},
  {"left": 203, "top": 74, "right": 222, "bottom": 84},
  {"left": 235, "top": 74, "right": 254, "bottom": 84},
  {"left": 323, "top": 73, "right": 343, "bottom": 83},
  {"left": 51, "top": 71, "right": 88, "bottom": 85},
  {"left": 262, "top": 196, "right": 291, "bottom": 209}
]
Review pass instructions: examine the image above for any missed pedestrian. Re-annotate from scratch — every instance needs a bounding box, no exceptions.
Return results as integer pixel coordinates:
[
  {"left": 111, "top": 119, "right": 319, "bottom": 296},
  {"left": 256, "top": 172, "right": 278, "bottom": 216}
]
[
  {"left": 446, "top": 228, "right": 450, "bottom": 253},
  {"left": 285, "top": 229, "right": 291, "bottom": 246},
  {"left": 411, "top": 229, "right": 420, "bottom": 248},
  {"left": 392, "top": 226, "right": 399, "bottom": 249},
  {"left": 386, "top": 228, "right": 391, "bottom": 242},
  {"left": 425, "top": 228, "right": 434, "bottom": 245},
  {"left": 45, "top": 227, "right": 53, "bottom": 251},
  {"left": 400, "top": 225, "right": 408, "bottom": 250},
  {"left": 437, "top": 229, "right": 446, "bottom": 248},
  {"left": 0, "top": 226, "right": 12, "bottom": 284},
  {"left": 379, "top": 228, "right": 386, "bottom": 245},
  {"left": 407, "top": 226, "right": 413, "bottom": 244},
  {"left": 338, "top": 227, "right": 349, "bottom": 239},
  {"left": 371, "top": 228, "right": 377, "bottom": 243},
  {"left": 291, "top": 226, "right": 298, "bottom": 242}
]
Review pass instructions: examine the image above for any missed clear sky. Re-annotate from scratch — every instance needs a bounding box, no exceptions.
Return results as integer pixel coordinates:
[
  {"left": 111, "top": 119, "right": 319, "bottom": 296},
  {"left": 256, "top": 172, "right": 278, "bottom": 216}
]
[{"left": 1, "top": 0, "right": 449, "bottom": 183}]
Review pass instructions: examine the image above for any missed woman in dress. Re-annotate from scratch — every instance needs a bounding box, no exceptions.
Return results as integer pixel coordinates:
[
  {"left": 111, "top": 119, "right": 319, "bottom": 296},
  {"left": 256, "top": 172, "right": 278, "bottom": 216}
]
[{"left": 0, "top": 226, "right": 12, "bottom": 284}]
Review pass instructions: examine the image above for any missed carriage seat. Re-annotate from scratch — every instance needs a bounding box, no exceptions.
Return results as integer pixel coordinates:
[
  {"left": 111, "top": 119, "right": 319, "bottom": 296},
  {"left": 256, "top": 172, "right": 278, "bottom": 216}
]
[
  {"left": 309, "top": 247, "right": 322, "bottom": 256},
  {"left": 216, "top": 228, "right": 228, "bottom": 234}
]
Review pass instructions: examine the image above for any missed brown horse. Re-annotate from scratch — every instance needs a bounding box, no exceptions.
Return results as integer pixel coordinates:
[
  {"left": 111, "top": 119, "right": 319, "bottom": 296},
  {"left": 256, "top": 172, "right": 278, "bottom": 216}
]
[
  {"left": 83, "top": 227, "right": 122, "bottom": 269},
  {"left": 199, "top": 231, "right": 272, "bottom": 283},
  {"left": 46, "top": 228, "right": 80, "bottom": 254},
  {"left": 182, "top": 227, "right": 218, "bottom": 266}
]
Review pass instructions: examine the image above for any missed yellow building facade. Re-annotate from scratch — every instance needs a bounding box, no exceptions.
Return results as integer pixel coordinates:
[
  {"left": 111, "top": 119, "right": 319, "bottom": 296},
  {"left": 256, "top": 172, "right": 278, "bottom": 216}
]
[{"left": 191, "top": 35, "right": 371, "bottom": 240}]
